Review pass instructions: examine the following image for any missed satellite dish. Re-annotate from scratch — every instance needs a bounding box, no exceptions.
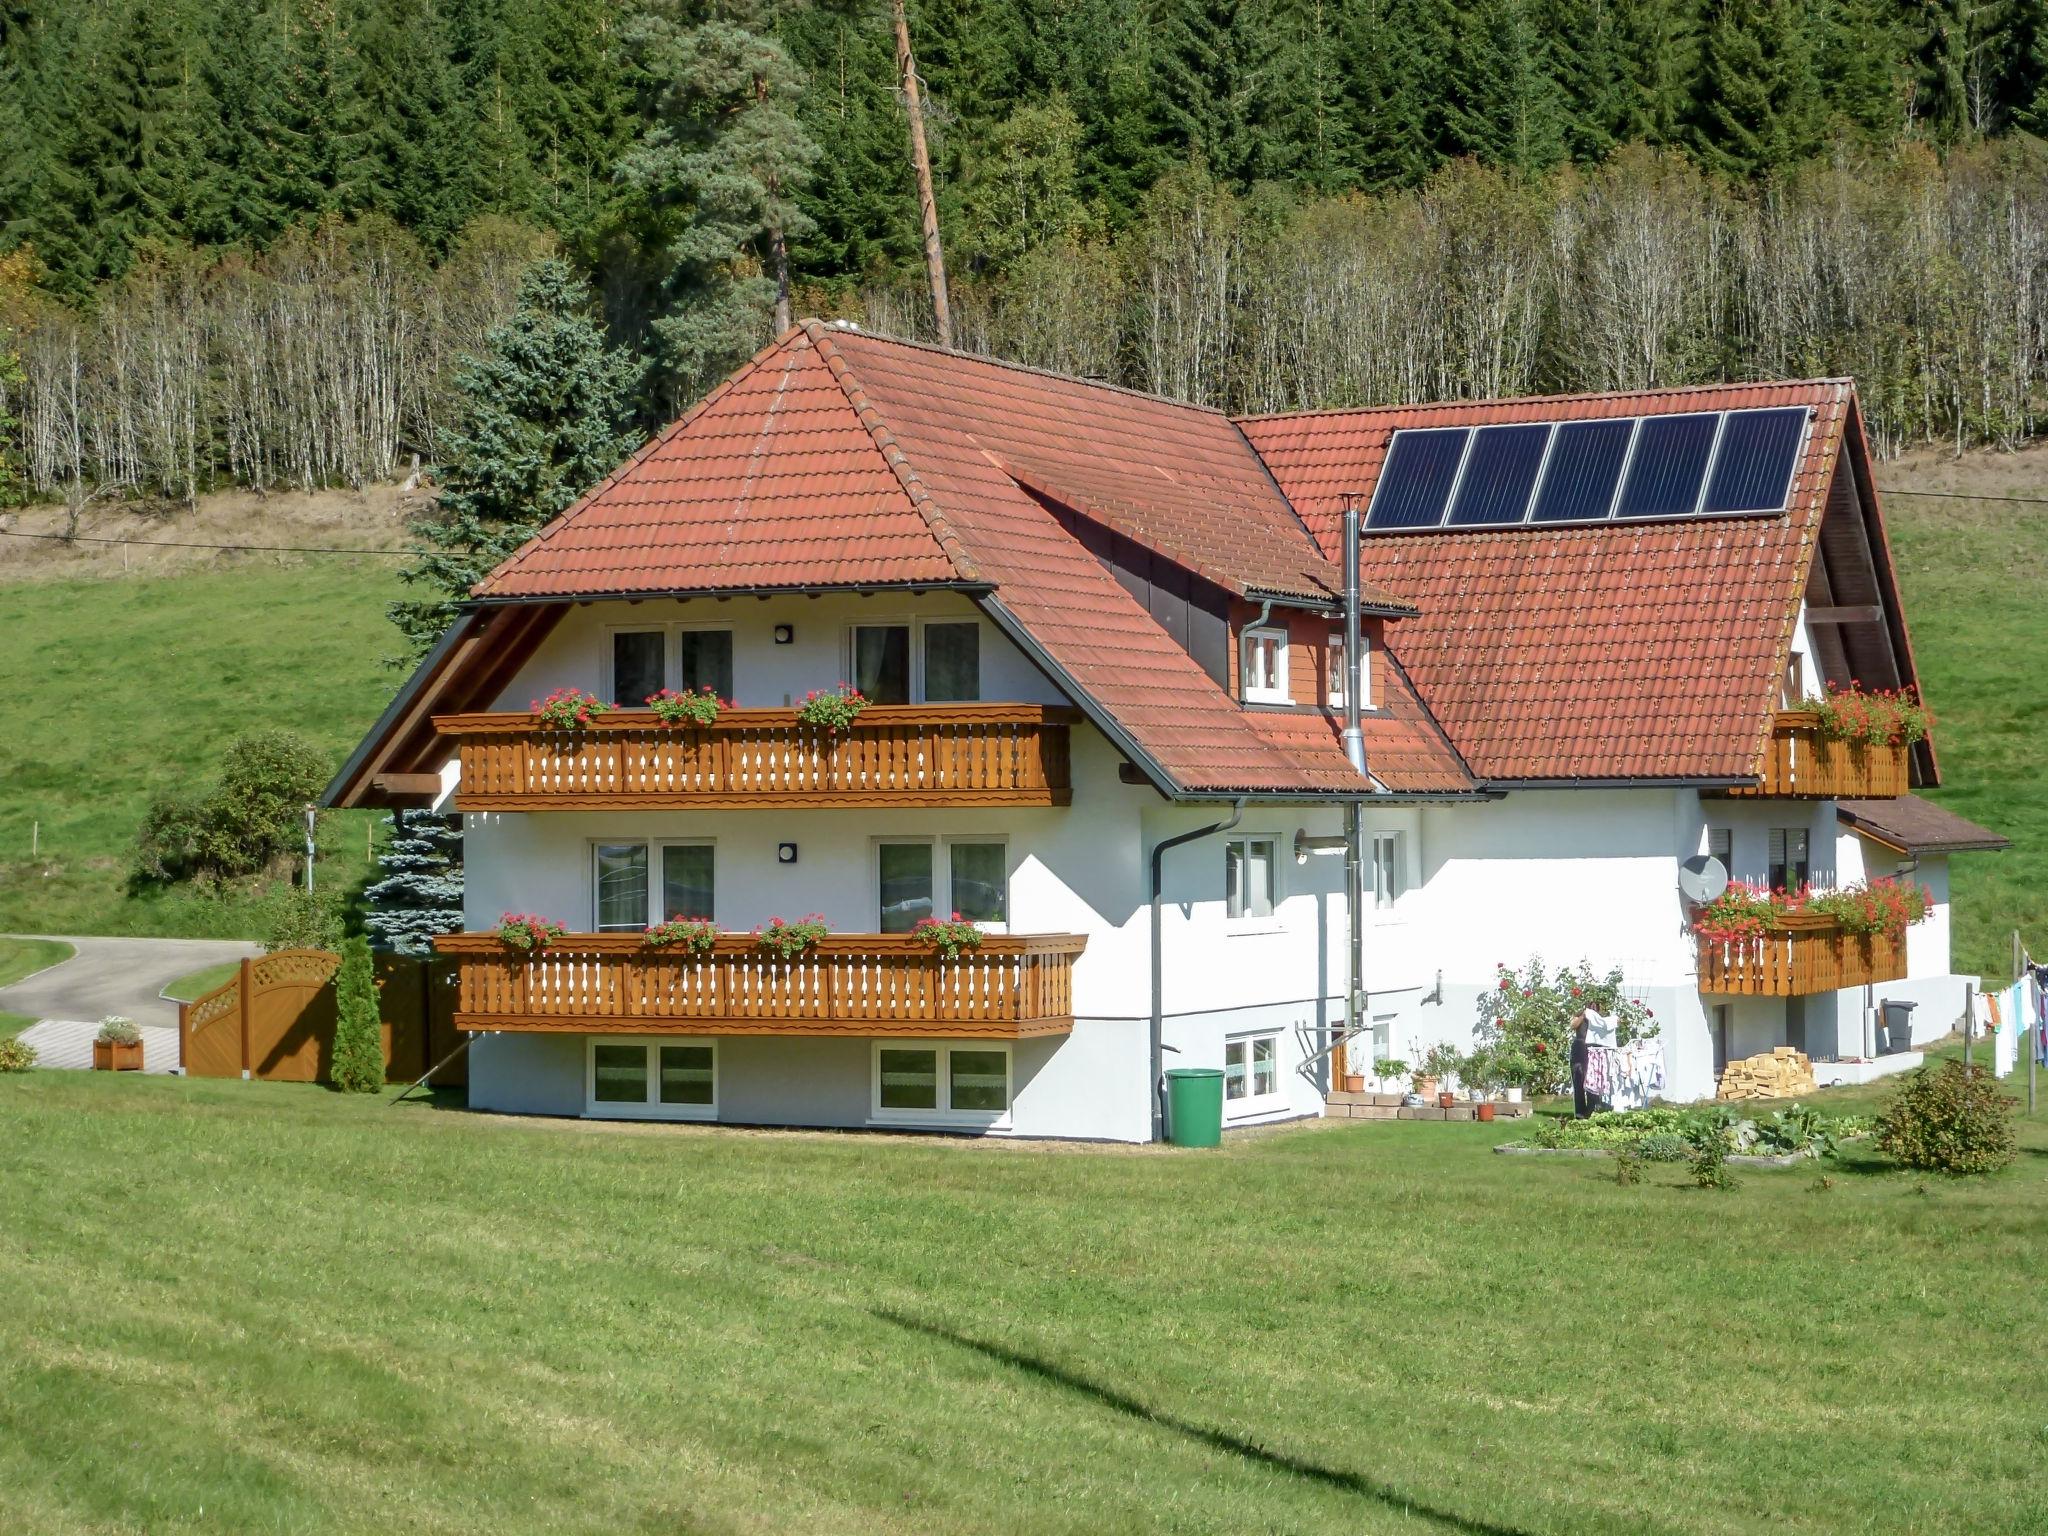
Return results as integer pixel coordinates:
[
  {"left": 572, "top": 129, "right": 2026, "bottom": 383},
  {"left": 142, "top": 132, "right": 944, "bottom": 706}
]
[{"left": 1679, "top": 854, "right": 1729, "bottom": 906}]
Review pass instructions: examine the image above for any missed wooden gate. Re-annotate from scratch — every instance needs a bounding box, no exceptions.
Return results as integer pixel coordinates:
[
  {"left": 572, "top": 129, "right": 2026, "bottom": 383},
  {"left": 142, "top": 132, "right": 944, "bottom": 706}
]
[{"left": 178, "top": 950, "right": 465, "bottom": 1085}]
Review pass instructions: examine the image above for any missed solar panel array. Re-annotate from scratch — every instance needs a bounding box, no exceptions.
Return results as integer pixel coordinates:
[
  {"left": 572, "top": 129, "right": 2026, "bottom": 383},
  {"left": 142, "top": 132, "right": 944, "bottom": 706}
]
[{"left": 1363, "top": 406, "right": 1811, "bottom": 534}]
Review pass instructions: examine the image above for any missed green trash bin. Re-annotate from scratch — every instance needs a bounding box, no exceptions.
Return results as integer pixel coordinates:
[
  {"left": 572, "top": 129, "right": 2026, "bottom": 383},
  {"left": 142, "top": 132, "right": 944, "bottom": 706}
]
[{"left": 1164, "top": 1067, "right": 1225, "bottom": 1147}]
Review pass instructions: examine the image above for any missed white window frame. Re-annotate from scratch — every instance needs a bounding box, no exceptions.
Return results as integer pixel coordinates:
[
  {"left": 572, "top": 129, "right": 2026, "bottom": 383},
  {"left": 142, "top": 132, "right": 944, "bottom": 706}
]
[
  {"left": 584, "top": 1036, "right": 718, "bottom": 1121},
  {"left": 602, "top": 621, "right": 737, "bottom": 704},
  {"left": 673, "top": 620, "right": 737, "bottom": 700},
  {"left": 590, "top": 838, "right": 718, "bottom": 930},
  {"left": 847, "top": 616, "right": 984, "bottom": 705},
  {"left": 868, "top": 1039, "right": 1014, "bottom": 1129},
  {"left": 1327, "top": 630, "right": 1373, "bottom": 711},
  {"left": 1239, "top": 625, "right": 1291, "bottom": 705},
  {"left": 873, "top": 835, "right": 1010, "bottom": 932},
  {"left": 1224, "top": 834, "right": 1279, "bottom": 926},
  {"left": 1369, "top": 832, "right": 1405, "bottom": 912},
  {"left": 1223, "top": 1029, "right": 1285, "bottom": 1118}
]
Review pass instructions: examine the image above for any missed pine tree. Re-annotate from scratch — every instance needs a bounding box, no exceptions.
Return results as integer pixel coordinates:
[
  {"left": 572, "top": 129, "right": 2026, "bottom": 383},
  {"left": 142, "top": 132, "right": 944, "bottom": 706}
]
[
  {"left": 1692, "top": 0, "right": 1824, "bottom": 176},
  {"left": 1614, "top": 0, "right": 1702, "bottom": 145},
  {"left": 1341, "top": 0, "right": 1451, "bottom": 188},
  {"left": 329, "top": 935, "right": 387, "bottom": 1093},
  {"left": 1543, "top": 0, "right": 1633, "bottom": 161},
  {"left": 1444, "top": 0, "right": 1568, "bottom": 173},
  {"left": 192, "top": 1, "right": 296, "bottom": 246},
  {"left": 1243, "top": 0, "right": 1359, "bottom": 190},
  {"left": 1149, "top": 0, "right": 1256, "bottom": 184},
  {"left": 390, "top": 257, "right": 637, "bottom": 658},
  {"left": 363, "top": 810, "right": 464, "bottom": 956},
  {"left": 1811, "top": 0, "right": 1909, "bottom": 143},
  {"left": 618, "top": 15, "right": 820, "bottom": 412}
]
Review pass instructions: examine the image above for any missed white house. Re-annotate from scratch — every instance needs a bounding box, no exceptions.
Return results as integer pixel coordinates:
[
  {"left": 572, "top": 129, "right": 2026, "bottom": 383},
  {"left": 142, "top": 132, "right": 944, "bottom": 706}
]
[{"left": 326, "top": 322, "right": 2004, "bottom": 1140}]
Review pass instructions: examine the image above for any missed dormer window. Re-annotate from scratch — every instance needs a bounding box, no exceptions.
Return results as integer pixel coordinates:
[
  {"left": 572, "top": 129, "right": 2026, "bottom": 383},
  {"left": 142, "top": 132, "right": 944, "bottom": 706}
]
[
  {"left": 1240, "top": 627, "right": 1289, "bottom": 704},
  {"left": 1327, "top": 631, "right": 1372, "bottom": 712}
]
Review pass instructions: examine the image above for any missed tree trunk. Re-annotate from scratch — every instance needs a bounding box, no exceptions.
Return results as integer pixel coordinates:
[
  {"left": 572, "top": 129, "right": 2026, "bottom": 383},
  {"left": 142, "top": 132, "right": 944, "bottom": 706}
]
[{"left": 890, "top": 0, "right": 952, "bottom": 347}]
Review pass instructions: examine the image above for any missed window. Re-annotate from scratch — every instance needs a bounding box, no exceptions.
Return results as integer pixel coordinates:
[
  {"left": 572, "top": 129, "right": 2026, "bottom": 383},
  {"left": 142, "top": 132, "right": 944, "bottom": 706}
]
[
  {"left": 1224, "top": 1032, "right": 1280, "bottom": 1106},
  {"left": 612, "top": 630, "right": 666, "bottom": 709},
  {"left": 1240, "top": 627, "right": 1289, "bottom": 704},
  {"left": 1370, "top": 832, "right": 1406, "bottom": 910},
  {"left": 1782, "top": 651, "right": 1804, "bottom": 707},
  {"left": 678, "top": 628, "right": 734, "bottom": 698},
  {"left": 1706, "top": 826, "right": 1733, "bottom": 875},
  {"left": 873, "top": 1042, "right": 1012, "bottom": 1123},
  {"left": 1327, "top": 631, "right": 1373, "bottom": 711},
  {"left": 595, "top": 840, "right": 715, "bottom": 929},
  {"left": 879, "top": 838, "right": 1007, "bottom": 930},
  {"left": 1225, "top": 836, "right": 1276, "bottom": 920},
  {"left": 1371, "top": 1014, "right": 1395, "bottom": 1064},
  {"left": 587, "top": 1039, "right": 716, "bottom": 1120},
  {"left": 949, "top": 841, "right": 1007, "bottom": 924},
  {"left": 923, "top": 622, "right": 981, "bottom": 701},
  {"left": 1768, "top": 828, "right": 1810, "bottom": 892},
  {"left": 852, "top": 623, "right": 912, "bottom": 704}
]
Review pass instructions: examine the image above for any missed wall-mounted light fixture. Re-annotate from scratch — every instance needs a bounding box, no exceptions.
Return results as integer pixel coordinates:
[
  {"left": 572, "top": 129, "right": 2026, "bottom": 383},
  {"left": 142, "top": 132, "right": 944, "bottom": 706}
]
[
  {"left": 777, "top": 842, "right": 799, "bottom": 864},
  {"left": 773, "top": 623, "right": 794, "bottom": 645}
]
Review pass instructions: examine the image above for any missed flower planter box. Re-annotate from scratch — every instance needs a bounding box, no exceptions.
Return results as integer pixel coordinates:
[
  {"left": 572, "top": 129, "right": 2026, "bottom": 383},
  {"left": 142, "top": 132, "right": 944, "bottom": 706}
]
[{"left": 93, "top": 1039, "right": 144, "bottom": 1072}]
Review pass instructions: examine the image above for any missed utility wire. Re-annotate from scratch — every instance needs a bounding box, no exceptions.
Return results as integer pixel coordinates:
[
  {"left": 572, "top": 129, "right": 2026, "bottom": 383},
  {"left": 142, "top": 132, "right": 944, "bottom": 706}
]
[
  {"left": 1878, "top": 487, "right": 2048, "bottom": 505},
  {"left": 0, "top": 527, "right": 415, "bottom": 556}
]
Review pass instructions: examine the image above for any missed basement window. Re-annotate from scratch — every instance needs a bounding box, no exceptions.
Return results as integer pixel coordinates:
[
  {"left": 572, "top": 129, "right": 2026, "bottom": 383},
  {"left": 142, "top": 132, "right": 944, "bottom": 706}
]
[
  {"left": 1223, "top": 1032, "right": 1281, "bottom": 1111},
  {"left": 586, "top": 1039, "right": 717, "bottom": 1121},
  {"left": 872, "top": 1042, "right": 1013, "bottom": 1126},
  {"left": 1240, "top": 627, "right": 1289, "bottom": 705}
]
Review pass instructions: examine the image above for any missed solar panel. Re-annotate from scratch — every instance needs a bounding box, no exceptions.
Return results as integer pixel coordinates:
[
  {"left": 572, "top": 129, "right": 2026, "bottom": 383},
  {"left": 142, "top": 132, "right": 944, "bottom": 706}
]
[
  {"left": 1446, "top": 423, "right": 1552, "bottom": 526},
  {"left": 1703, "top": 407, "right": 1807, "bottom": 513},
  {"left": 1362, "top": 405, "right": 1811, "bottom": 534},
  {"left": 1365, "top": 427, "right": 1468, "bottom": 529},
  {"left": 1615, "top": 412, "right": 1719, "bottom": 519},
  {"left": 1528, "top": 419, "right": 1633, "bottom": 523}
]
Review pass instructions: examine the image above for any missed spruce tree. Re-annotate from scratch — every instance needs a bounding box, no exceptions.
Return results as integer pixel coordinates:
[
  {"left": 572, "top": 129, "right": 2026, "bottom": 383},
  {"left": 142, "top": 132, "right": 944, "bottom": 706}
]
[
  {"left": 1692, "top": 0, "right": 1823, "bottom": 177},
  {"left": 618, "top": 15, "right": 819, "bottom": 413},
  {"left": 1543, "top": 0, "right": 1632, "bottom": 161},
  {"left": 330, "top": 935, "right": 387, "bottom": 1094},
  {"left": 1444, "top": 0, "right": 1568, "bottom": 173},
  {"left": 390, "top": 257, "right": 636, "bottom": 658},
  {"left": 363, "top": 810, "right": 464, "bottom": 955}
]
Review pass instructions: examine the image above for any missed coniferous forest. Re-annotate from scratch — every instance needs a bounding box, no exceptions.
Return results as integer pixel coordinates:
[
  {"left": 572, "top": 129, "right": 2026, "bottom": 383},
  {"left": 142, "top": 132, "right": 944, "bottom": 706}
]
[{"left": 6, "top": 0, "right": 2048, "bottom": 507}]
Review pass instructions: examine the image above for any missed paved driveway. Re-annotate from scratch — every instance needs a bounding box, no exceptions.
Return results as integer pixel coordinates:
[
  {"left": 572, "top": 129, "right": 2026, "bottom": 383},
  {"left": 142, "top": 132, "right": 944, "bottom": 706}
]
[{"left": 0, "top": 934, "right": 261, "bottom": 1029}]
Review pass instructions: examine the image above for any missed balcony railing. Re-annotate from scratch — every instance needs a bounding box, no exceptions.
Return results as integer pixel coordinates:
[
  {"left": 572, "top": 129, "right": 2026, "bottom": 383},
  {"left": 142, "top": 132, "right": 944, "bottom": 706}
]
[
  {"left": 1721, "top": 710, "right": 1910, "bottom": 800},
  {"left": 433, "top": 932, "right": 1087, "bottom": 1038},
  {"left": 435, "top": 704, "right": 1076, "bottom": 810},
  {"left": 1696, "top": 914, "right": 1906, "bottom": 996}
]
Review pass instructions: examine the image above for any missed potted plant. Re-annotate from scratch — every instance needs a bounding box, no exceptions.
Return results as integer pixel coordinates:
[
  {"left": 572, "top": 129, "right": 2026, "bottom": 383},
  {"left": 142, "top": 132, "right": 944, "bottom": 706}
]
[
  {"left": 645, "top": 916, "right": 719, "bottom": 954},
  {"left": 910, "top": 913, "right": 983, "bottom": 959},
  {"left": 756, "top": 914, "right": 829, "bottom": 960},
  {"left": 531, "top": 686, "right": 612, "bottom": 730},
  {"left": 1372, "top": 1057, "right": 1408, "bottom": 1094},
  {"left": 93, "top": 1016, "right": 143, "bottom": 1072},
  {"left": 795, "top": 685, "right": 867, "bottom": 735},
  {"left": 646, "top": 686, "right": 725, "bottom": 727},
  {"left": 1422, "top": 1043, "right": 1463, "bottom": 1107},
  {"left": 1462, "top": 1046, "right": 1498, "bottom": 1103},
  {"left": 497, "top": 912, "right": 567, "bottom": 951}
]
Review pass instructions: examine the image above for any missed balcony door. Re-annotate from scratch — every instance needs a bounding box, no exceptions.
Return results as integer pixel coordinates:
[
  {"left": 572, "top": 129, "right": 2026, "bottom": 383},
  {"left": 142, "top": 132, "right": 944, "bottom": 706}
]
[{"left": 594, "top": 841, "right": 716, "bottom": 930}]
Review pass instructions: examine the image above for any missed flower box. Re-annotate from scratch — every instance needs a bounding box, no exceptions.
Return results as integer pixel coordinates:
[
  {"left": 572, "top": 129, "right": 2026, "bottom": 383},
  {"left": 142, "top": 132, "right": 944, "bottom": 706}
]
[{"left": 93, "top": 1038, "right": 144, "bottom": 1072}]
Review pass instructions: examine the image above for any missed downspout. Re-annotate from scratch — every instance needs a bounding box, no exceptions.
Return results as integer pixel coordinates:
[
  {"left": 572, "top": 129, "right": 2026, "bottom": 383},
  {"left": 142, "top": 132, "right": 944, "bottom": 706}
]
[
  {"left": 1340, "top": 494, "right": 1370, "bottom": 1086},
  {"left": 1149, "top": 797, "right": 1245, "bottom": 1141}
]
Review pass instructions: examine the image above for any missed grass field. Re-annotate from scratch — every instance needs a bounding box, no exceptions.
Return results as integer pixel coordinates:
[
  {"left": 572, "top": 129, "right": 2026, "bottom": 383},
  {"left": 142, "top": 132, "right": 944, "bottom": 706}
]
[
  {"left": 160, "top": 959, "right": 240, "bottom": 1003},
  {"left": 0, "top": 556, "right": 404, "bottom": 938},
  {"left": 1, "top": 1054, "right": 2040, "bottom": 1535},
  {"left": 1877, "top": 449, "right": 2048, "bottom": 978},
  {"left": 0, "top": 936, "right": 72, "bottom": 1036}
]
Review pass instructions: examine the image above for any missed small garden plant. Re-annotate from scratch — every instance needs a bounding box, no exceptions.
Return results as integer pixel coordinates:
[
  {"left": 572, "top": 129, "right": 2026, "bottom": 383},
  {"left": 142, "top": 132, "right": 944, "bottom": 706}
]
[
  {"left": 647, "top": 686, "right": 725, "bottom": 727},
  {"left": 497, "top": 912, "right": 567, "bottom": 951},
  {"left": 1371, "top": 1057, "right": 1408, "bottom": 1087},
  {"left": 1473, "top": 958, "right": 1657, "bottom": 1098},
  {"left": 95, "top": 1016, "right": 142, "bottom": 1045},
  {"left": 1517, "top": 1104, "right": 1871, "bottom": 1160},
  {"left": 1875, "top": 1060, "right": 2017, "bottom": 1175},
  {"left": 756, "top": 914, "right": 829, "bottom": 959},
  {"left": 910, "top": 914, "right": 983, "bottom": 958},
  {"left": 796, "top": 685, "right": 868, "bottom": 733},
  {"left": 646, "top": 916, "right": 720, "bottom": 954},
  {"left": 1801, "top": 683, "right": 1934, "bottom": 747},
  {"left": 0, "top": 1037, "right": 36, "bottom": 1072},
  {"left": 532, "top": 687, "right": 612, "bottom": 730}
]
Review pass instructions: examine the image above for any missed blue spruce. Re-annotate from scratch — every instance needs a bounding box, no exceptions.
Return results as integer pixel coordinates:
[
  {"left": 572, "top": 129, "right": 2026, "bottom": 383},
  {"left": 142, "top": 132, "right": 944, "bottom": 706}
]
[{"left": 362, "top": 810, "right": 463, "bottom": 956}]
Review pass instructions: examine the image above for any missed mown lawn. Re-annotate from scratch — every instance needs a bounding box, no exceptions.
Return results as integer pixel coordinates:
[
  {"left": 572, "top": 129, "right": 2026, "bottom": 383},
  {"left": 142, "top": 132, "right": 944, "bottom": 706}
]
[
  {"left": 0, "top": 936, "right": 72, "bottom": 1037},
  {"left": 0, "top": 558, "right": 402, "bottom": 939},
  {"left": 1, "top": 1065, "right": 2042, "bottom": 1535},
  {"left": 159, "top": 959, "right": 240, "bottom": 1003}
]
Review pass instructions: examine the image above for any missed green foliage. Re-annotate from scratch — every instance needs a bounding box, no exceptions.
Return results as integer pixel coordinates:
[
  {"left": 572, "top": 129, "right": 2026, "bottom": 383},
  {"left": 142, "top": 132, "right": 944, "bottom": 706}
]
[
  {"left": 1685, "top": 1114, "right": 1738, "bottom": 1189},
  {"left": 1475, "top": 957, "right": 1657, "bottom": 1095},
  {"left": 329, "top": 935, "right": 386, "bottom": 1094},
  {"left": 132, "top": 730, "right": 330, "bottom": 887},
  {"left": 1518, "top": 1104, "right": 1868, "bottom": 1160},
  {"left": 1875, "top": 1061, "right": 2018, "bottom": 1175},
  {"left": 362, "top": 811, "right": 463, "bottom": 958},
  {"left": 262, "top": 885, "right": 344, "bottom": 954},
  {"left": 0, "top": 1036, "right": 35, "bottom": 1071},
  {"left": 391, "top": 257, "right": 636, "bottom": 658},
  {"left": 95, "top": 1016, "right": 141, "bottom": 1046}
]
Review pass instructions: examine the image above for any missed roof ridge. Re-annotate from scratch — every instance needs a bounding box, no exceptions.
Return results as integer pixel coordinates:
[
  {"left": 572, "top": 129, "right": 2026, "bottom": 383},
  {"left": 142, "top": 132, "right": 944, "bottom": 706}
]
[
  {"left": 1236, "top": 377, "right": 1853, "bottom": 425},
  {"left": 804, "top": 317, "right": 1235, "bottom": 418},
  {"left": 802, "top": 319, "right": 982, "bottom": 584}
]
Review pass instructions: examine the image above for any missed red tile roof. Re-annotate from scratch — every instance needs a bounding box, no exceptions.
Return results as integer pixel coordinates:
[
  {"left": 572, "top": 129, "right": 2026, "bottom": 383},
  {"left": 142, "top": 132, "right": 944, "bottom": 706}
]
[{"left": 1240, "top": 382, "right": 1856, "bottom": 782}]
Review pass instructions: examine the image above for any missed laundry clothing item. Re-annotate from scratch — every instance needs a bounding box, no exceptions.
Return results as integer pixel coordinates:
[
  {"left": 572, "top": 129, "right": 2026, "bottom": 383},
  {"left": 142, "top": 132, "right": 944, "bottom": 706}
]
[{"left": 1604, "top": 1038, "right": 1667, "bottom": 1112}]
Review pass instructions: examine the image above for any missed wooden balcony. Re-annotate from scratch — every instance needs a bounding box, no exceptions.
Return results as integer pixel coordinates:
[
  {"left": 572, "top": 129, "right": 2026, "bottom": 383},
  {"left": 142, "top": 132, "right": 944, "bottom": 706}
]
[
  {"left": 435, "top": 704, "right": 1076, "bottom": 810},
  {"left": 433, "top": 932, "right": 1087, "bottom": 1038},
  {"left": 1696, "top": 915, "right": 1906, "bottom": 997},
  {"left": 1721, "top": 710, "right": 1910, "bottom": 800}
]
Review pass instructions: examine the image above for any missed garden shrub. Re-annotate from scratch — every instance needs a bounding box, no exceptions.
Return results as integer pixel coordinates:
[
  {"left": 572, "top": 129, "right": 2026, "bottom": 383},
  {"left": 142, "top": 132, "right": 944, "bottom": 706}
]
[
  {"left": 0, "top": 1037, "right": 36, "bottom": 1072},
  {"left": 1876, "top": 1061, "right": 2017, "bottom": 1175},
  {"left": 1473, "top": 958, "right": 1658, "bottom": 1097},
  {"left": 131, "top": 730, "right": 331, "bottom": 886},
  {"left": 1686, "top": 1117, "right": 1737, "bottom": 1189},
  {"left": 262, "top": 886, "right": 344, "bottom": 953},
  {"left": 329, "top": 937, "right": 386, "bottom": 1094}
]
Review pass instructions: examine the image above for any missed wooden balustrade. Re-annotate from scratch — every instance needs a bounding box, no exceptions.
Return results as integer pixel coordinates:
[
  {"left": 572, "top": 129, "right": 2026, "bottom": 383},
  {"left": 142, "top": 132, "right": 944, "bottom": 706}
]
[
  {"left": 433, "top": 932, "right": 1087, "bottom": 1037},
  {"left": 1696, "top": 914, "right": 1906, "bottom": 996},
  {"left": 1722, "top": 711, "right": 1910, "bottom": 799},
  {"left": 435, "top": 704, "right": 1076, "bottom": 810}
]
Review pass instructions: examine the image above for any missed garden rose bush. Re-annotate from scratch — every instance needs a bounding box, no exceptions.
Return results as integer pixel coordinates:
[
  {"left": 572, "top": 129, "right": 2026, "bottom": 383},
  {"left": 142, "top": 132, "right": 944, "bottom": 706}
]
[
  {"left": 1801, "top": 683, "right": 1933, "bottom": 747},
  {"left": 1473, "top": 958, "right": 1657, "bottom": 1097}
]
